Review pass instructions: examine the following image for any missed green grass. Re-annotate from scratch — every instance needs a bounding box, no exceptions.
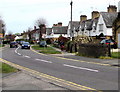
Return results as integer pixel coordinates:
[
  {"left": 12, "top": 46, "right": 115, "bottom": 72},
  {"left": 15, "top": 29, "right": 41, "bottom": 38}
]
[
  {"left": 0, "top": 44, "right": 4, "bottom": 47},
  {"left": 0, "top": 62, "right": 18, "bottom": 73},
  {"left": 111, "top": 52, "right": 120, "bottom": 59},
  {"left": 32, "top": 45, "right": 61, "bottom": 54}
]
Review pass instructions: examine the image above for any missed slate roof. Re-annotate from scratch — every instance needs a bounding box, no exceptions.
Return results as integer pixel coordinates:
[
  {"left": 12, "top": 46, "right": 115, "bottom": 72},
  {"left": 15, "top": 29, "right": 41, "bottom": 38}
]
[
  {"left": 85, "top": 19, "right": 93, "bottom": 30},
  {"left": 79, "top": 17, "right": 99, "bottom": 31},
  {"left": 100, "top": 12, "right": 118, "bottom": 28},
  {"left": 69, "top": 21, "right": 80, "bottom": 30},
  {"left": 52, "top": 26, "right": 68, "bottom": 34}
]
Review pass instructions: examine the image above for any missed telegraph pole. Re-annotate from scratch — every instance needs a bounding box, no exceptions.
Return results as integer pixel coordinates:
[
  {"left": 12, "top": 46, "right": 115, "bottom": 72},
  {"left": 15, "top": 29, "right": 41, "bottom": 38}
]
[{"left": 70, "top": 1, "right": 73, "bottom": 40}]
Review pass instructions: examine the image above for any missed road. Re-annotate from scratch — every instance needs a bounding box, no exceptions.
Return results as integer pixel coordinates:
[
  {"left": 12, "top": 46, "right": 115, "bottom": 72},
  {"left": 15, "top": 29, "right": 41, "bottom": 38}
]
[{"left": 1, "top": 46, "right": 119, "bottom": 91}]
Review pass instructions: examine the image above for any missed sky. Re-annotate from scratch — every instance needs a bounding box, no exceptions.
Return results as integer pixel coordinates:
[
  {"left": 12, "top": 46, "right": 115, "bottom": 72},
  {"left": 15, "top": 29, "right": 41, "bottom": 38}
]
[{"left": 0, "top": 0, "right": 120, "bottom": 34}]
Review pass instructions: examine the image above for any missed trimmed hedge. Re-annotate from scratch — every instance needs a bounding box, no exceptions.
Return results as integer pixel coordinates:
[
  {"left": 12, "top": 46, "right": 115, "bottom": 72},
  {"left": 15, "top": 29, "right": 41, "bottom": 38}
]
[{"left": 78, "top": 43, "right": 108, "bottom": 58}]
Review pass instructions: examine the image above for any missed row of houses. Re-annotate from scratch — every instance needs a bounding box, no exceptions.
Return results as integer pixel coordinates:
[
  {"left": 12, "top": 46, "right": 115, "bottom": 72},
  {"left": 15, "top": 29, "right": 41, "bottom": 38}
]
[{"left": 21, "top": 5, "right": 120, "bottom": 47}]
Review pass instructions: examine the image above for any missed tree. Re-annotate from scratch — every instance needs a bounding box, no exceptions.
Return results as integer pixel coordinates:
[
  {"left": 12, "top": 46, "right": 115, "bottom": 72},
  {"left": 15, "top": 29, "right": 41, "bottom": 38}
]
[
  {"left": 0, "top": 16, "right": 6, "bottom": 42},
  {"left": 27, "top": 27, "right": 32, "bottom": 41},
  {"left": 35, "top": 18, "right": 47, "bottom": 41}
]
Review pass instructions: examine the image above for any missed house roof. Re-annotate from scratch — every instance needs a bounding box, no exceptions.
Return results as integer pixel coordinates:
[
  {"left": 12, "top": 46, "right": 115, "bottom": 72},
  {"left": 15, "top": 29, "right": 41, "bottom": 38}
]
[
  {"left": 46, "top": 28, "right": 52, "bottom": 35},
  {"left": 79, "top": 17, "right": 99, "bottom": 31},
  {"left": 69, "top": 21, "right": 80, "bottom": 29},
  {"left": 100, "top": 12, "right": 118, "bottom": 28},
  {"left": 85, "top": 19, "right": 93, "bottom": 30},
  {"left": 52, "top": 26, "right": 68, "bottom": 34}
]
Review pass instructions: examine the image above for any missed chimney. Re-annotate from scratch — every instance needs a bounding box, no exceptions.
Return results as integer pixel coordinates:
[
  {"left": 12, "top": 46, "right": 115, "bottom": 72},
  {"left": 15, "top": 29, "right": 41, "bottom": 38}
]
[
  {"left": 53, "top": 24, "right": 57, "bottom": 26},
  {"left": 34, "top": 26, "right": 36, "bottom": 30},
  {"left": 58, "top": 22, "right": 62, "bottom": 26},
  {"left": 92, "top": 11, "right": 99, "bottom": 19},
  {"left": 107, "top": 5, "right": 117, "bottom": 13},
  {"left": 80, "top": 15, "right": 87, "bottom": 22}
]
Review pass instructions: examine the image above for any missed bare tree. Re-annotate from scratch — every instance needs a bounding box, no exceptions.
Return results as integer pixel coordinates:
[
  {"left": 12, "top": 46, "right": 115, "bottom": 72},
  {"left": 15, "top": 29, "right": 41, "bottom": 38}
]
[
  {"left": 35, "top": 18, "right": 47, "bottom": 41},
  {"left": 35, "top": 18, "right": 47, "bottom": 27}
]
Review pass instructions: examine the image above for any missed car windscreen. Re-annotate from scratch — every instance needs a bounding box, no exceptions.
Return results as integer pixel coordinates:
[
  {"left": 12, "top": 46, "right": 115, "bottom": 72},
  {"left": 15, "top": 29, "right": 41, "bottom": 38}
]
[{"left": 22, "top": 42, "right": 30, "bottom": 45}]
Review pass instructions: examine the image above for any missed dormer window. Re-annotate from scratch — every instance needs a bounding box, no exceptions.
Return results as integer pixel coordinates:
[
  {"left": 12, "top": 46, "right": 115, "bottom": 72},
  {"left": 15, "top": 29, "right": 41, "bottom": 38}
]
[{"left": 99, "top": 24, "right": 103, "bottom": 31}]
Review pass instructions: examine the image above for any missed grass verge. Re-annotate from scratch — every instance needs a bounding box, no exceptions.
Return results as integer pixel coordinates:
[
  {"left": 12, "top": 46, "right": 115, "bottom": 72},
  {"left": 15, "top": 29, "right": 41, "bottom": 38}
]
[
  {"left": 111, "top": 52, "right": 120, "bottom": 59},
  {"left": 0, "top": 44, "right": 4, "bottom": 47},
  {"left": 0, "top": 62, "right": 18, "bottom": 73},
  {"left": 32, "top": 45, "right": 61, "bottom": 54},
  {"left": 77, "top": 52, "right": 120, "bottom": 59}
]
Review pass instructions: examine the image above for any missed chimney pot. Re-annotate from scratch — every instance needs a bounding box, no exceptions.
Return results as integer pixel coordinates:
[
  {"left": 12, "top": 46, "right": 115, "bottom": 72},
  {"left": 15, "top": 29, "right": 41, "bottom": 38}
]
[{"left": 80, "top": 15, "right": 87, "bottom": 22}]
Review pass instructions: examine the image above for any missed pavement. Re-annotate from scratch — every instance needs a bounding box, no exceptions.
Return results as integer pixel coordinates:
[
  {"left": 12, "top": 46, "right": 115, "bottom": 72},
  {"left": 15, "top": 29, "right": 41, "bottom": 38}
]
[{"left": 1, "top": 71, "right": 67, "bottom": 90}]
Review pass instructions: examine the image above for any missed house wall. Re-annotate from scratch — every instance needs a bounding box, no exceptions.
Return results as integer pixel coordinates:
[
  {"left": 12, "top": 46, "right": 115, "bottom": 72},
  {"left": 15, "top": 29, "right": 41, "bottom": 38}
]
[
  {"left": 90, "top": 22, "right": 97, "bottom": 36},
  {"left": 117, "top": 28, "right": 120, "bottom": 48},
  {"left": 67, "top": 23, "right": 71, "bottom": 37},
  {"left": 96, "top": 14, "right": 107, "bottom": 36}
]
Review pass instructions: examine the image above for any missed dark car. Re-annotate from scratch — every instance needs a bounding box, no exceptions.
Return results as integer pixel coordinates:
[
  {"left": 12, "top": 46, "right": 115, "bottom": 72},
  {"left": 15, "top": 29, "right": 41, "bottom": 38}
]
[
  {"left": 19, "top": 41, "right": 25, "bottom": 45},
  {"left": 10, "top": 42, "right": 18, "bottom": 48},
  {"left": 21, "top": 42, "right": 30, "bottom": 49},
  {"left": 39, "top": 41, "right": 47, "bottom": 47},
  {"left": 100, "top": 39, "right": 117, "bottom": 49}
]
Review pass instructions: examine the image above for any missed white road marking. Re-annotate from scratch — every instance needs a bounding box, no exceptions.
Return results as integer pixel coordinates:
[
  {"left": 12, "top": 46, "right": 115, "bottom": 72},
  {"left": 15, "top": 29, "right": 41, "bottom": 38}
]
[
  {"left": 15, "top": 47, "right": 19, "bottom": 53},
  {"left": 35, "top": 58, "right": 52, "bottom": 63},
  {"left": 15, "top": 47, "right": 22, "bottom": 56},
  {"left": 23, "top": 55, "right": 31, "bottom": 58},
  {"left": 63, "top": 64, "right": 99, "bottom": 72},
  {"left": 17, "top": 53, "right": 21, "bottom": 56}
]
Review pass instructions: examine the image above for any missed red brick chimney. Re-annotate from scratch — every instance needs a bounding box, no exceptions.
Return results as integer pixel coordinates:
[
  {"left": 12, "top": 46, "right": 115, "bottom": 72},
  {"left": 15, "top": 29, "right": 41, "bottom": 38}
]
[
  {"left": 80, "top": 15, "right": 87, "bottom": 22},
  {"left": 92, "top": 11, "right": 99, "bottom": 19},
  {"left": 57, "top": 22, "right": 62, "bottom": 26},
  {"left": 107, "top": 5, "right": 117, "bottom": 13}
]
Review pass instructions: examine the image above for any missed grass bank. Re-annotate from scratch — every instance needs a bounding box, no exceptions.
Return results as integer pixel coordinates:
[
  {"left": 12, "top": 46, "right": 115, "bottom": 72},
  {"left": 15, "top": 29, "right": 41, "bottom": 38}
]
[
  {"left": 111, "top": 52, "right": 120, "bottom": 59},
  {"left": 32, "top": 45, "right": 61, "bottom": 54},
  {"left": 0, "top": 62, "right": 18, "bottom": 73}
]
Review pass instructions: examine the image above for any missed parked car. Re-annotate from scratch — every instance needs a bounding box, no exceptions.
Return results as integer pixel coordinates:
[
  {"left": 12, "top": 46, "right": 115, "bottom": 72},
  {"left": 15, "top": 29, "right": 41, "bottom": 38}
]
[
  {"left": 21, "top": 42, "right": 30, "bottom": 49},
  {"left": 39, "top": 41, "right": 47, "bottom": 47},
  {"left": 20, "top": 41, "right": 25, "bottom": 45},
  {"left": 100, "top": 39, "right": 117, "bottom": 49},
  {"left": 10, "top": 42, "right": 18, "bottom": 48}
]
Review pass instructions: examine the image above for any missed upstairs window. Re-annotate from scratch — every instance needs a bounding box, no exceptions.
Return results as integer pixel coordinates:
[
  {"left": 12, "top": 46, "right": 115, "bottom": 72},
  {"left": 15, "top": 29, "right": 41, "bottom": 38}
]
[
  {"left": 93, "top": 26, "right": 96, "bottom": 32},
  {"left": 99, "top": 24, "right": 103, "bottom": 32}
]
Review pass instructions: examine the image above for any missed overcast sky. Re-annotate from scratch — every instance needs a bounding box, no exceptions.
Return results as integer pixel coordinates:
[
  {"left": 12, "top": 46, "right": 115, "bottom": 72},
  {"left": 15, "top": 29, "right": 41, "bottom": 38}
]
[{"left": 0, "top": 0, "right": 119, "bottom": 34}]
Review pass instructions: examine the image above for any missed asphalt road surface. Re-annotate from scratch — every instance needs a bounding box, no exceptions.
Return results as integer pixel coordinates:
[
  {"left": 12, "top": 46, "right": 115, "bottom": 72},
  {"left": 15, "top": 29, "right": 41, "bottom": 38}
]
[{"left": 1, "top": 46, "right": 119, "bottom": 91}]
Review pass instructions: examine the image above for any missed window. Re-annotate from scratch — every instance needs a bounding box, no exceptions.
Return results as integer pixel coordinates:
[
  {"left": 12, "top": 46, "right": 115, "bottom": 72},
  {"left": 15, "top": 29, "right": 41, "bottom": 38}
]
[
  {"left": 93, "top": 26, "right": 96, "bottom": 32},
  {"left": 99, "top": 24, "right": 103, "bottom": 31}
]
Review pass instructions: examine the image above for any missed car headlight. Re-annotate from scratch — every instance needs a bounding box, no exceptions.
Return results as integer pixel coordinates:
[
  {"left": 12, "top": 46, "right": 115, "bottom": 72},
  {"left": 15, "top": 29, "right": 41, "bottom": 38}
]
[
  {"left": 22, "top": 45, "right": 24, "bottom": 46},
  {"left": 28, "top": 45, "right": 30, "bottom": 46}
]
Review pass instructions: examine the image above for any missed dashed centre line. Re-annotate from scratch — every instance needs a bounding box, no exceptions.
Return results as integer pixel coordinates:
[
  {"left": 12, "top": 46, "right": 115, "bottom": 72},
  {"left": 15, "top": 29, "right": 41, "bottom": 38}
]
[
  {"left": 23, "top": 55, "right": 31, "bottom": 58},
  {"left": 35, "top": 58, "right": 52, "bottom": 63},
  {"left": 63, "top": 64, "right": 99, "bottom": 72}
]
